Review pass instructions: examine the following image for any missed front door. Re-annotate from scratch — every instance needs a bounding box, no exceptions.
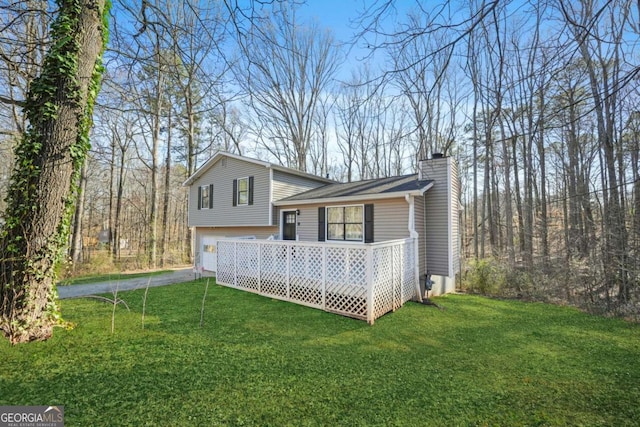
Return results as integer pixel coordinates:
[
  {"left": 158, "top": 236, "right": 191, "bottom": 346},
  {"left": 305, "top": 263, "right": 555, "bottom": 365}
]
[{"left": 283, "top": 211, "right": 297, "bottom": 240}]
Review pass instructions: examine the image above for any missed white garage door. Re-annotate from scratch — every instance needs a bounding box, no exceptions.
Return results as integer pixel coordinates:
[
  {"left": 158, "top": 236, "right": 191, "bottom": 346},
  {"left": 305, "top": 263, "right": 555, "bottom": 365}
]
[{"left": 201, "top": 236, "right": 219, "bottom": 272}]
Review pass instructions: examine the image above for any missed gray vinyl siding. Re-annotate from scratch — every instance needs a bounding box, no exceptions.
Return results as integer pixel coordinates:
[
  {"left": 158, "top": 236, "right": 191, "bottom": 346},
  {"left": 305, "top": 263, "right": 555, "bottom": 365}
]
[
  {"left": 450, "top": 161, "right": 460, "bottom": 275},
  {"left": 421, "top": 157, "right": 459, "bottom": 277},
  {"left": 188, "top": 156, "right": 270, "bottom": 227},
  {"left": 271, "top": 170, "right": 328, "bottom": 226},
  {"left": 195, "top": 226, "right": 278, "bottom": 248},
  {"left": 295, "top": 198, "right": 410, "bottom": 243},
  {"left": 194, "top": 226, "right": 278, "bottom": 267},
  {"left": 272, "top": 170, "right": 327, "bottom": 201}
]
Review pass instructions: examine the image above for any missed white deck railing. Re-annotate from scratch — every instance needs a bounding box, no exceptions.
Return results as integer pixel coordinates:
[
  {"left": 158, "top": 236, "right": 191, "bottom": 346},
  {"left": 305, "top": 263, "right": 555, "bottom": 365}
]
[{"left": 216, "top": 238, "right": 418, "bottom": 324}]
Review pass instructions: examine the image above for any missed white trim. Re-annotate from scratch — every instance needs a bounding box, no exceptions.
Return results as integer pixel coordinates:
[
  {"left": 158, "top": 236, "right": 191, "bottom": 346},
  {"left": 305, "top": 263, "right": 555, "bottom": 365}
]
[
  {"left": 325, "top": 204, "right": 365, "bottom": 243},
  {"left": 447, "top": 157, "right": 453, "bottom": 278},
  {"left": 268, "top": 169, "right": 274, "bottom": 226},
  {"left": 419, "top": 181, "right": 435, "bottom": 195},
  {"left": 274, "top": 184, "right": 434, "bottom": 207},
  {"left": 183, "top": 150, "right": 333, "bottom": 187},
  {"left": 405, "top": 194, "right": 422, "bottom": 302},
  {"left": 199, "top": 184, "right": 211, "bottom": 210}
]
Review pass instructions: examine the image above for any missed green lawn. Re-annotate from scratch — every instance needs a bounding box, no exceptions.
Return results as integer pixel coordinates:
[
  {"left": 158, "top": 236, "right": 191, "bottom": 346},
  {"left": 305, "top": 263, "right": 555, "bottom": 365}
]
[
  {"left": 2, "top": 281, "right": 639, "bottom": 426},
  {"left": 59, "top": 269, "right": 174, "bottom": 286}
]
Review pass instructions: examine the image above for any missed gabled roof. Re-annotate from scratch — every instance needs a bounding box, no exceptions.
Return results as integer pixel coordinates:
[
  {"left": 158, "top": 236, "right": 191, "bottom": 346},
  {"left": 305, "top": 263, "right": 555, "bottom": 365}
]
[
  {"left": 182, "top": 150, "right": 335, "bottom": 186},
  {"left": 274, "top": 174, "right": 434, "bottom": 206}
]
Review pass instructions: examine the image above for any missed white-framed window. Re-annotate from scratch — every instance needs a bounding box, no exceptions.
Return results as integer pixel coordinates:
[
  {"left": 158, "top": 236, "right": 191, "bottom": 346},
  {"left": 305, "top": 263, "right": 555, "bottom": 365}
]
[
  {"left": 237, "top": 177, "right": 249, "bottom": 205},
  {"left": 327, "top": 205, "right": 364, "bottom": 242},
  {"left": 232, "top": 176, "right": 253, "bottom": 206},
  {"left": 199, "top": 184, "right": 212, "bottom": 209}
]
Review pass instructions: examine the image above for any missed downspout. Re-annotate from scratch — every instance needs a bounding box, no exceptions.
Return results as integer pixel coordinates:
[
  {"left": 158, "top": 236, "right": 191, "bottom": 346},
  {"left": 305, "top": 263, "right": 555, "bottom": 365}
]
[
  {"left": 268, "top": 168, "right": 273, "bottom": 227},
  {"left": 406, "top": 194, "right": 423, "bottom": 303}
]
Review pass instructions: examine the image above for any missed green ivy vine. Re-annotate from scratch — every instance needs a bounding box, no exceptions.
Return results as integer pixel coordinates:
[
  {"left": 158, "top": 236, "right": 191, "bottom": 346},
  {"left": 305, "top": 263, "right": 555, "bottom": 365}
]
[{"left": 1, "top": 0, "right": 111, "bottom": 337}]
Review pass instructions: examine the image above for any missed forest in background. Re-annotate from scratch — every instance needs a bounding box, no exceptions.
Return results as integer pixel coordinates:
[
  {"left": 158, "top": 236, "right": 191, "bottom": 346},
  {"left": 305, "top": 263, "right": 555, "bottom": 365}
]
[{"left": 1, "top": 0, "right": 638, "bottom": 316}]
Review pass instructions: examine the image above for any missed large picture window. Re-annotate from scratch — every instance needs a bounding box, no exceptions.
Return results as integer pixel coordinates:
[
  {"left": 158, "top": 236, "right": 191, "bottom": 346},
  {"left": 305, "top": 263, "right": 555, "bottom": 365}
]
[{"left": 327, "top": 205, "right": 363, "bottom": 241}]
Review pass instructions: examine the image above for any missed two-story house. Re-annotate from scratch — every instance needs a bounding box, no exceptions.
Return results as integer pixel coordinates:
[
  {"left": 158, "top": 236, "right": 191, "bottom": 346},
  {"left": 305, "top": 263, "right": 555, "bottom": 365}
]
[{"left": 184, "top": 150, "right": 460, "bottom": 323}]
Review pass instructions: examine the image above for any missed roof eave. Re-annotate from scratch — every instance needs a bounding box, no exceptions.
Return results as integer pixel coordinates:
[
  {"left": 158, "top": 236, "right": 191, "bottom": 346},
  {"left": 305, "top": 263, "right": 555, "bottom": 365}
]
[
  {"left": 419, "top": 181, "right": 435, "bottom": 195},
  {"left": 270, "top": 164, "right": 335, "bottom": 184},
  {"left": 274, "top": 188, "right": 429, "bottom": 206},
  {"left": 182, "top": 150, "right": 334, "bottom": 187}
]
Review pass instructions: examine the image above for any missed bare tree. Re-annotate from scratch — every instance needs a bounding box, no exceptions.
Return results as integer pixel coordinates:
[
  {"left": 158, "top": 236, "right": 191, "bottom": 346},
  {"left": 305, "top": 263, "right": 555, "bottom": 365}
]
[
  {"left": 237, "top": 4, "right": 341, "bottom": 171},
  {"left": 560, "top": 0, "right": 634, "bottom": 304}
]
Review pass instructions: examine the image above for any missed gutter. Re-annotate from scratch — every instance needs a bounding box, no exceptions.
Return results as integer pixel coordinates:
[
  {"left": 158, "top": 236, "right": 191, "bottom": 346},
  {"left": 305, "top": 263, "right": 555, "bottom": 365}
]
[{"left": 405, "top": 194, "right": 423, "bottom": 303}]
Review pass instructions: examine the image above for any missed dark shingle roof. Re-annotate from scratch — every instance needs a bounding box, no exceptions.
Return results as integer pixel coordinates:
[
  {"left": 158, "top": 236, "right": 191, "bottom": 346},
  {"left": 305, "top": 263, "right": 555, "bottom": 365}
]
[{"left": 278, "top": 174, "right": 433, "bottom": 202}]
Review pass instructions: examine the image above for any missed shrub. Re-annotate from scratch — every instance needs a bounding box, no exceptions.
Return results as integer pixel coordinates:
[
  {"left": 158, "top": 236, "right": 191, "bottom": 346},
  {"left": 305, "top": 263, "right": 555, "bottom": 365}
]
[{"left": 464, "top": 258, "right": 505, "bottom": 295}]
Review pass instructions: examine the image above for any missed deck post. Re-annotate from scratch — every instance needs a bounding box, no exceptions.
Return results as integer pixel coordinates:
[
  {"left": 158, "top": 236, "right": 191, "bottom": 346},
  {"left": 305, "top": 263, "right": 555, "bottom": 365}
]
[
  {"left": 233, "top": 241, "right": 237, "bottom": 287},
  {"left": 286, "top": 242, "right": 291, "bottom": 299},
  {"left": 392, "top": 245, "right": 397, "bottom": 310},
  {"left": 413, "top": 237, "right": 420, "bottom": 301},
  {"left": 257, "top": 241, "right": 262, "bottom": 293},
  {"left": 321, "top": 245, "right": 327, "bottom": 310},
  {"left": 366, "top": 245, "right": 375, "bottom": 324}
]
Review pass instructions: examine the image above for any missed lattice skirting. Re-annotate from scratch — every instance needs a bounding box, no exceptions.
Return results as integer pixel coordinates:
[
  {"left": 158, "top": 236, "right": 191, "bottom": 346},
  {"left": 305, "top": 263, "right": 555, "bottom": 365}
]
[{"left": 216, "top": 239, "right": 417, "bottom": 323}]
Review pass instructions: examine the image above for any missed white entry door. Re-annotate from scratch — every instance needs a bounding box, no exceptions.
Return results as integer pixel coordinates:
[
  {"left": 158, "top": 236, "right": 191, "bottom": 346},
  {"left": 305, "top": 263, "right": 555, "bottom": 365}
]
[{"left": 201, "top": 237, "right": 219, "bottom": 272}]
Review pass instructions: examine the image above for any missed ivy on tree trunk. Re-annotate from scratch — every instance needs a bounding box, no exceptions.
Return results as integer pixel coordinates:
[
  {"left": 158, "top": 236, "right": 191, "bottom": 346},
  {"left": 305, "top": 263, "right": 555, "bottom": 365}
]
[{"left": 0, "top": 0, "right": 110, "bottom": 344}]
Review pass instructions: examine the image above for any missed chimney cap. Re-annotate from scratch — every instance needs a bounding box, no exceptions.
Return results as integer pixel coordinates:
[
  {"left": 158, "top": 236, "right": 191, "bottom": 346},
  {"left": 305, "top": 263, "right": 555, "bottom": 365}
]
[{"left": 432, "top": 152, "right": 444, "bottom": 159}]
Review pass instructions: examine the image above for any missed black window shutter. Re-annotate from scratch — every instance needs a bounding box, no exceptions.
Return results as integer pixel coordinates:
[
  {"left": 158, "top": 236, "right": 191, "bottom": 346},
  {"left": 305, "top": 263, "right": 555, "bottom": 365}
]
[
  {"left": 197, "top": 186, "right": 202, "bottom": 210},
  {"left": 364, "top": 204, "right": 374, "bottom": 243},
  {"left": 209, "top": 184, "right": 214, "bottom": 209},
  {"left": 318, "top": 207, "right": 325, "bottom": 242},
  {"left": 232, "top": 179, "right": 237, "bottom": 206},
  {"left": 248, "top": 176, "right": 254, "bottom": 205}
]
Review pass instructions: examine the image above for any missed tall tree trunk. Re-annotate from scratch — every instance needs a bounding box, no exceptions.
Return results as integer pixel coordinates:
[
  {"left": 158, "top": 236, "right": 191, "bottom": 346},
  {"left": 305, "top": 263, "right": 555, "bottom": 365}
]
[
  {"left": 113, "top": 144, "right": 126, "bottom": 261},
  {"left": 0, "top": 0, "right": 108, "bottom": 344},
  {"left": 472, "top": 98, "right": 479, "bottom": 260},
  {"left": 70, "top": 160, "right": 88, "bottom": 268},
  {"left": 148, "top": 38, "right": 163, "bottom": 269},
  {"left": 160, "top": 111, "right": 172, "bottom": 267},
  {"left": 511, "top": 134, "right": 525, "bottom": 256},
  {"left": 108, "top": 133, "right": 116, "bottom": 255},
  {"left": 537, "top": 87, "right": 549, "bottom": 265},
  {"left": 501, "top": 124, "right": 515, "bottom": 266}
]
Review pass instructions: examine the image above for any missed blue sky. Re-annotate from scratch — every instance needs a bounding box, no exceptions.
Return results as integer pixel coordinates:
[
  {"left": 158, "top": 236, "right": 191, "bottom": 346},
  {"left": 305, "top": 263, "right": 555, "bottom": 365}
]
[{"left": 299, "top": 0, "right": 366, "bottom": 41}]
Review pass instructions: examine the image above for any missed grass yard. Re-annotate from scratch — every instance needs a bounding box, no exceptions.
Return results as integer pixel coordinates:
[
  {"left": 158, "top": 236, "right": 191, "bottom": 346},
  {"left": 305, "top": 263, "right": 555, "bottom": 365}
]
[{"left": 1, "top": 280, "right": 639, "bottom": 426}]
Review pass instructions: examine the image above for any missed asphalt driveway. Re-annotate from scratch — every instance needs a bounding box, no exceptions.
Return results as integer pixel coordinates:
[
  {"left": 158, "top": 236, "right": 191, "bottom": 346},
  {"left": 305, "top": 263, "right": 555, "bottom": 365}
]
[{"left": 57, "top": 268, "right": 211, "bottom": 299}]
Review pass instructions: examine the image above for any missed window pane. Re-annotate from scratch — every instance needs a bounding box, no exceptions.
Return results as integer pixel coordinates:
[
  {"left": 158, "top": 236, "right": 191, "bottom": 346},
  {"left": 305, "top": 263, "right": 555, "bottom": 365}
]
[
  {"left": 201, "top": 185, "right": 209, "bottom": 208},
  {"left": 238, "top": 178, "right": 248, "bottom": 191},
  {"left": 239, "top": 192, "right": 248, "bottom": 205},
  {"left": 327, "top": 207, "right": 343, "bottom": 223},
  {"left": 345, "top": 206, "right": 362, "bottom": 223},
  {"left": 345, "top": 224, "right": 363, "bottom": 241},
  {"left": 328, "top": 224, "right": 344, "bottom": 240}
]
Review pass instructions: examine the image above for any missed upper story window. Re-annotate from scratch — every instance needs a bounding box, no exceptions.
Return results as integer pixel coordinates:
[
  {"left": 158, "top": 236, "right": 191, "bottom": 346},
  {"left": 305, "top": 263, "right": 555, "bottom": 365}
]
[
  {"left": 237, "top": 177, "right": 249, "bottom": 205},
  {"left": 198, "top": 184, "right": 213, "bottom": 210},
  {"left": 232, "top": 176, "right": 254, "bottom": 206},
  {"left": 327, "top": 205, "right": 363, "bottom": 242}
]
